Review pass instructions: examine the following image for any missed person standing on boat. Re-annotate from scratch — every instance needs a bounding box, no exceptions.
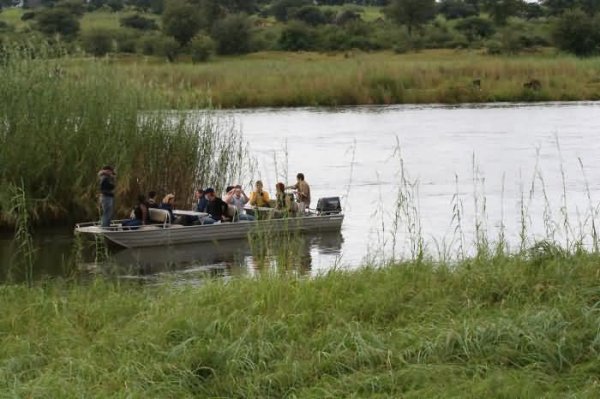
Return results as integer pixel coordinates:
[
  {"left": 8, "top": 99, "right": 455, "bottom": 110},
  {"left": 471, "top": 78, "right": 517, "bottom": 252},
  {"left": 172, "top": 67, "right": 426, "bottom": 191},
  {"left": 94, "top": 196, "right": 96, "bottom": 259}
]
[
  {"left": 203, "top": 188, "right": 229, "bottom": 224},
  {"left": 288, "top": 173, "right": 311, "bottom": 214},
  {"left": 226, "top": 185, "right": 255, "bottom": 221},
  {"left": 249, "top": 180, "right": 270, "bottom": 207},
  {"left": 98, "top": 165, "right": 116, "bottom": 228}
]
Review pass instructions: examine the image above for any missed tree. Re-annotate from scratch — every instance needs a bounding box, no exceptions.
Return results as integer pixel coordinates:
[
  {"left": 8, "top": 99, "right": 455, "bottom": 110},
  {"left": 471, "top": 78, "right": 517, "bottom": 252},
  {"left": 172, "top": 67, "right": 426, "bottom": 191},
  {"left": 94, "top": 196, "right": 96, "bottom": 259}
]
[
  {"left": 162, "top": 0, "right": 202, "bottom": 45},
  {"left": 189, "top": 34, "right": 215, "bottom": 62},
  {"left": 552, "top": 8, "right": 599, "bottom": 55},
  {"left": 81, "top": 28, "right": 114, "bottom": 57},
  {"left": 120, "top": 14, "right": 158, "bottom": 31},
  {"left": 34, "top": 8, "right": 80, "bottom": 38},
  {"left": 270, "top": 0, "right": 310, "bottom": 22},
  {"left": 211, "top": 13, "right": 251, "bottom": 54},
  {"left": 483, "top": 0, "right": 523, "bottom": 25},
  {"left": 455, "top": 16, "right": 495, "bottom": 42},
  {"left": 292, "top": 5, "right": 328, "bottom": 26},
  {"left": 278, "top": 21, "right": 317, "bottom": 51},
  {"left": 385, "top": 0, "right": 436, "bottom": 36},
  {"left": 438, "top": 0, "right": 478, "bottom": 20}
]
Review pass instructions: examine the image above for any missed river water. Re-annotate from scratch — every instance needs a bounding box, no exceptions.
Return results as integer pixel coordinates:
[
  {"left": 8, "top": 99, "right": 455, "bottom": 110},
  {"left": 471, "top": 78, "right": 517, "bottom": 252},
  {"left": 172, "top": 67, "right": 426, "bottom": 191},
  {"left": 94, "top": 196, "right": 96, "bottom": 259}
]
[{"left": 2, "top": 102, "right": 600, "bottom": 280}]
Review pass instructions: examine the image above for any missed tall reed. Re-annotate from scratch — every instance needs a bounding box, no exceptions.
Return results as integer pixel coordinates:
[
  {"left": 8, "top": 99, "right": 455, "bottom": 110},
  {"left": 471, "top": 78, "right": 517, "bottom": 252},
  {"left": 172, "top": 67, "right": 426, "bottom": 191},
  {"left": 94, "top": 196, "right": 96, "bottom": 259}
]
[{"left": 0, "top": 44, "right": 246, "bottom": 228}]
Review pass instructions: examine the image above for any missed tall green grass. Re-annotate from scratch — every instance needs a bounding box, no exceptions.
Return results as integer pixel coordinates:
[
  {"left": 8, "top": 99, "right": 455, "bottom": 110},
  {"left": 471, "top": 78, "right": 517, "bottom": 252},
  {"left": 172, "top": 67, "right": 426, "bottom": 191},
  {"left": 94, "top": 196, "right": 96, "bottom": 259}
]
[
  {"left": 111, "top": 50, "right": 600, "bottom": 108},
  {"left": 0, "top": 44, "right": 246, "bottom": 227},
  {"left": 1, "top": 250, "right": 600, "bottom": 397}
]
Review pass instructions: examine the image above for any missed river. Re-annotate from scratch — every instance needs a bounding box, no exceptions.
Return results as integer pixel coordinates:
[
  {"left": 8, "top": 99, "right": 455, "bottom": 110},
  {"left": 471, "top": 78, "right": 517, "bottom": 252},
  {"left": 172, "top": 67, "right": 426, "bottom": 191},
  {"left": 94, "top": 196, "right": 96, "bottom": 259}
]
[{"left": 2, "top": 102, "right": 600, "bottom": 281}]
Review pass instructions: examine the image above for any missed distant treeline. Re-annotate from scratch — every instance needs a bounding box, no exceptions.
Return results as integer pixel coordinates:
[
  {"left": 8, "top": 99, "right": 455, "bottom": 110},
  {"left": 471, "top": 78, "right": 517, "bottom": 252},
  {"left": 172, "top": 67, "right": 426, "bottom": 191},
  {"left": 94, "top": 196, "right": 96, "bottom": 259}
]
[{"left": 1, "top": 0, "right": 600, "bottom": 59}]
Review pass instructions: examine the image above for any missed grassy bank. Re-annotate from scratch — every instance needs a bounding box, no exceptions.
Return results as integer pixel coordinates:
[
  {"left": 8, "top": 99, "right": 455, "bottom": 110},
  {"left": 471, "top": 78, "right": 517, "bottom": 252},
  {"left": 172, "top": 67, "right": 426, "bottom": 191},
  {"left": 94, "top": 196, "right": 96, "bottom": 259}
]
[
  {"left": 2, "top": 250, "right": 600, "bottom": 397},
  {"left": 110, "top": 50, "right": 600, "bottom": 108}
]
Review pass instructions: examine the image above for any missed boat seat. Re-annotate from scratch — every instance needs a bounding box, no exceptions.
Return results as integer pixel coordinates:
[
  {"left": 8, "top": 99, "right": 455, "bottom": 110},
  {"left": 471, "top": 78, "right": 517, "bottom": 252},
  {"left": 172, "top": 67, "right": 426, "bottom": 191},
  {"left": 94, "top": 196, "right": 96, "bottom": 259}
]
[
  {"left": 149, "top": 208, "right": 171, "bottom": 226},
  {"left": 138, "top": 225, "right": 160, "bottom": 231}
]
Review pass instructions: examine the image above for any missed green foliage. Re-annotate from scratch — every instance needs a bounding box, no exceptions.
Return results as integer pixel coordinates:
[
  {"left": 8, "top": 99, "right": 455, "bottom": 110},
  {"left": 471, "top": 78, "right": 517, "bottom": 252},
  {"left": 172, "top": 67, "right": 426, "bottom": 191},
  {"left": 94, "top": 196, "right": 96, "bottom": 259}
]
[
  {"left": 270, "top": 0, "right": 310, "bottom": 22},
  {"left": 33, "top": 7, "right": 81, "bottom": 38},
  {"left": 278, "top": 21, "right": 317, "bottom": 51},
  {"left": 292, "top": 5, "right": 329, "bottom": 26},
  {"left": 120, "top": 13, "right": 158, "bottom": 31},
  {"left": 189, "top": 34, "right": 215, "bottom": 63},
  {"left": 552, "top": 8, "right": 600, "bottom": 56},
  {"left": 455, "top": 16, "right": 495, "bottom": 42},
  {"left": 438, "top": 0, "right": 479, "bottom": 19},
  {"left": 162, "top": 0, "right": 202, "bottom": 45},
  {"left": 155, "top": 34, "right": 179, "bottom": 61},
  {"left": 386, "top": 0, "right": 436, "bottom": 35},
  {"left": 211, "top": 13, "right": 251, "bottom": 55},
  {"left": 81, "top": 28, "right": 115, "bottom": 57}
]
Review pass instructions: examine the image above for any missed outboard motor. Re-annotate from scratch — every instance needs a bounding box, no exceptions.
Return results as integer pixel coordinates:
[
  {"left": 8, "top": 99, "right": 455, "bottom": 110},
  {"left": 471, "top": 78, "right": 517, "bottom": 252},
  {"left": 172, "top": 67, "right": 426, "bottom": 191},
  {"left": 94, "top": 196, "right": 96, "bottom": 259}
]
[{"left": 316, "top": 197, "right": 342, "bottom": 215}]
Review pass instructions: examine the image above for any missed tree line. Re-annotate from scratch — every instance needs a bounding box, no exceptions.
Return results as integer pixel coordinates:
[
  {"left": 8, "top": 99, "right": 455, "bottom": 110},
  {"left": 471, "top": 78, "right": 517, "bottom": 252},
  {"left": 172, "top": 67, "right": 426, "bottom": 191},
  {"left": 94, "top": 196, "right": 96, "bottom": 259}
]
[{"left": 1, "top": 0, "right": 599, "bottom": 59}]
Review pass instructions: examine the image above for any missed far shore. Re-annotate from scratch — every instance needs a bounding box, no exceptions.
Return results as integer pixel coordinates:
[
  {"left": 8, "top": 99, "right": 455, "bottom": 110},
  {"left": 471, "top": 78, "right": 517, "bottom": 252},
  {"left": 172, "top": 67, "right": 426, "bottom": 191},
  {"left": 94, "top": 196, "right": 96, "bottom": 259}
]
[{"left": 84, "top": 50, "right": 600, "bottom": 109}]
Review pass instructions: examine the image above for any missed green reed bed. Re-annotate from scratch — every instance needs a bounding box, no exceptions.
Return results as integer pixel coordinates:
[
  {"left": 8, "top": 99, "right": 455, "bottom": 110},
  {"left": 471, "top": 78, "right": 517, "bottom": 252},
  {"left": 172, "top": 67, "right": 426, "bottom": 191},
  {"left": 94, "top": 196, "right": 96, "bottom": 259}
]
[
  {"left": 0, "top": 45, "right": 245, "bottom": 228},
  {"left": 1, "top": 249, "right": 600, "bottom": 397},
  {"left": 112, "top": 50, "right": 600, "bottom": 108}
]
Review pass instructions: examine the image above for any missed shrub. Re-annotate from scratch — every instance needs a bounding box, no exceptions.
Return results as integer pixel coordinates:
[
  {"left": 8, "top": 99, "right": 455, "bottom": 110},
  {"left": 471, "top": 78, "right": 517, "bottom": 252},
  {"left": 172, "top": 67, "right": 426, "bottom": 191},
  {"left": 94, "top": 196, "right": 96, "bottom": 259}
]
[
  {"left": 34, "top": 8, "right": 80, "bottom": 38},
  {"left": 278, "top": 21, "right": 317, "bottom": 51},
  {"left": 211, "top": 13, "right": 251, "bottom": 55},
  {"left": 162, "top": 0, "right": 202, "bottom": 45},
  {"left": 292, "top": 5, "right": 328, "bottom": 26},
  {"left": 81, "top": 28, "right": 115, "bottom": 57},
  {"left": 552, "top": 9, "right": 600, "bottom": 56},
  {"left": 455, "top": 16, "right": 495, "bottom": 43},
  {"left": 138, "top": 34, "right": 157, "bottom": 55},
  {"left": 21, "top": 11, "right": 36, "bottom": 21},
  {"left": 155, "top": 35, "right": 179, "bottom": 61},
  {"left": 116, "top": 32, "right": 137, "bottom": 53},
  {"left": 120, "top": 14, "right": 158, "bottom": 31},
  {"left": 189, "top": 34, "right": 214, "bottom": 63}
]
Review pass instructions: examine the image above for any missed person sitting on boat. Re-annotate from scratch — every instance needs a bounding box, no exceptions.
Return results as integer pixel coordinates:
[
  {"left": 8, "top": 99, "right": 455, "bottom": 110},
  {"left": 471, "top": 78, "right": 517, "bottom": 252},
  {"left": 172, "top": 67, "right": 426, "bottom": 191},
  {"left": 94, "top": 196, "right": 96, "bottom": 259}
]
[
  {"left": 194, "top": 188, "right": 208, "bottom": 213},
  {"left": 159, "top": 193, "right": 176, "bottom": 223},
  {"left": 147, "top": 191, "right": 159, "bottom": 208},
  {"left": 123, "top": 195, "right": 149, "bottom": 229},
  {"left": 287, "top": 173, "right": 311, "bottom": 214},
  {"left": 249, "top": 180, "right": 270, "bottom": 207},
  {"left": 203, "top": 188, "right": 230, "bottom": 224},
  {"left": 226, "top": 185, "right": 255, "bottom": 221},
  {"left": 275, "top": 182, "right": 297, "bottom": 216}
]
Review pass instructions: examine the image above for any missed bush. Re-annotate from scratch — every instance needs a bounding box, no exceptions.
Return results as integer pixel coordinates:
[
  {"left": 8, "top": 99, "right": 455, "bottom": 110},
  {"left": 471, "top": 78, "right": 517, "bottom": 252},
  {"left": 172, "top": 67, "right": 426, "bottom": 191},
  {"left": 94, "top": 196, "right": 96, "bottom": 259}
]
[
  {"left": 292, "top": 5, "right": 328, "bottom": 26},
  {"left": 81, "top": 28, "right": 115, "bottom": 57},
  {"left": 455, "top": 16, "right": 495, "bottom": 43},
  {"left": 116, "top": 31, "right": 137, "bottom": 53},
  {"left": 155, "top": 35, "right": 179, "bottom": 61},
  {"left": 34, "top": 8, "right": 80, "bottom": 38},
  {"left": 138, "top": 34, "right": 157, "bottom": 55},
  {"left": 552, "top": 9, "right": 600, "bottom": 56},
  {"left": 120, "top": 14, "right": 158, "bottom": 31},
  {"left": 278, "top": 21, "right": 317, "bottom": 51},
  {"left": 211, "top": 13, "right": 251, "bottom": 55},
  {"left": 162, "top": 0, "right": 202, "bottom": 45},
  {"left": 21, "top": 11, "right": 36, "bottom": 21},
  {"left": 189, "top": 34, "right": 214, "bottom": 63}
]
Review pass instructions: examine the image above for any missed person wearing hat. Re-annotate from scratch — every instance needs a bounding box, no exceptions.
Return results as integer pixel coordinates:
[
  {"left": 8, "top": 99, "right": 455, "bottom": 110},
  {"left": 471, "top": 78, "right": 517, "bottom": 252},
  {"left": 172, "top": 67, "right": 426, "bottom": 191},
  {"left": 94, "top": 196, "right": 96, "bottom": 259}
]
[
  {"left": 98, "top": 165, "right": 116, "bottom": 228},
  {"left": 203, "top": 187, "right": 229, "bottom": 224}
]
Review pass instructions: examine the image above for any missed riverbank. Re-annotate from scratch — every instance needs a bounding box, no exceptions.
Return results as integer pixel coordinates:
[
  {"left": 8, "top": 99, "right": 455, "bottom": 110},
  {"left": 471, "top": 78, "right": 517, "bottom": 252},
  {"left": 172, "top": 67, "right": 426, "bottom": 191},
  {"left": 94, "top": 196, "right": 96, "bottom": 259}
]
[
  {"left": 103, "top": 50, "right": 600, "bottom": 108},
  {"left": 2, "top": 250, "right": 599, "bottom": 397}
]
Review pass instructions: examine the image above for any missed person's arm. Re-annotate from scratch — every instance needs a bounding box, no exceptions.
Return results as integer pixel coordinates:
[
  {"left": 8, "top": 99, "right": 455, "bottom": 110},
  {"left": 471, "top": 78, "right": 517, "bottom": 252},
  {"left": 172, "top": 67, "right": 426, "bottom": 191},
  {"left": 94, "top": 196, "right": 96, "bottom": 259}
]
[
  {"left": 241, "top": 191, "right": 249, "bottom": 204},
  {"left": 249, "top": 192, "right": 256, "bottom": 206}
]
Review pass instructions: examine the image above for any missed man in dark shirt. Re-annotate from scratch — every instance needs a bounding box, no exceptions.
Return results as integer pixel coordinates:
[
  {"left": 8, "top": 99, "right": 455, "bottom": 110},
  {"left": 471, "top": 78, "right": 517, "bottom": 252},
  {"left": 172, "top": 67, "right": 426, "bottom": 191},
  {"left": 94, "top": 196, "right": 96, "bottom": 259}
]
[
  {"left": 195, "top": 188, "right": 208, "bottom": 213},
  {"left": 203, "top": 187, "right": 229, "bottom": 224},
  {"left": 98, "top": 165, "right": 116, "bottom": 227}
]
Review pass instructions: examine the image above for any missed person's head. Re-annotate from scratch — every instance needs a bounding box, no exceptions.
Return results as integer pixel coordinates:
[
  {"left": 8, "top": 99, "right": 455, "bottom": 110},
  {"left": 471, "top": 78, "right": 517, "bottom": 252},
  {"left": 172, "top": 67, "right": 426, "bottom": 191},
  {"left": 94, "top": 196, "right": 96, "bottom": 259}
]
[
  {"left": 296, "top": 173, "right": 305, "bottom": 182},
  {"left": 148, "top": 191, "right": 157, "bottom": 200},
  {"left": 162, "top": 193, "right": 175, "bottom": 205},
  {"left": 225, "top": 186, "right": 234, "bottom": 194},
  {"left": 233, "top": 186, "right": 242, "bottom": 197},
  {"left": 100, "top": 165, "right": 115, "bottom": 176},
  {"left": 195, "top": 188, "right": 204, "bottom": 199},
  {"left": 204, "top": 187, "right": 216, "bottom": 201},
  {"left": 276, "top": 182, "right": 285, "bottom": 193},
  {"left": 255, "top": 180, "right": 263, "bottom": 192},
  {"left": 137, "top": 194, "right": 146, "bottom": 204}
]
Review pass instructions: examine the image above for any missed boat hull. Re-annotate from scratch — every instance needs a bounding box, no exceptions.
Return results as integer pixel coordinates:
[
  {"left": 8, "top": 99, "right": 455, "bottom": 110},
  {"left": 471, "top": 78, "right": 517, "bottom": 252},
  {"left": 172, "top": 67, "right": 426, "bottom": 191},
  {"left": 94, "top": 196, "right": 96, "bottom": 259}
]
[{"left": 75, "top": 214, "right": 344, "bottom": 249}]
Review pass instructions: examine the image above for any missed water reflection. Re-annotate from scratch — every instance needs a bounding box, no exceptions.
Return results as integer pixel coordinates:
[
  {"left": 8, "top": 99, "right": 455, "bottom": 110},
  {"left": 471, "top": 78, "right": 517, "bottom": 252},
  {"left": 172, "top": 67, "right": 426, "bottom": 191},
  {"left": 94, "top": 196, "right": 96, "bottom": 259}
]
[{"left": 97, "top": 231, "right": 344, "bottom": 281}]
